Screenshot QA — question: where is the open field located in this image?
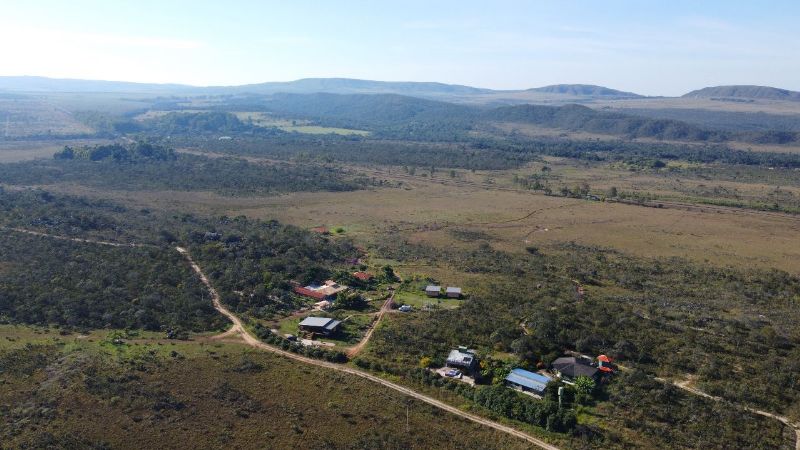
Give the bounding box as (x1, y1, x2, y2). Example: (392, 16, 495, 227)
(0, 326, 533, 450)
(0, 97, 94, 137)
(232, 111, 370, 135)
(0, 139, 111, 162)
(25, 158, 800, 274)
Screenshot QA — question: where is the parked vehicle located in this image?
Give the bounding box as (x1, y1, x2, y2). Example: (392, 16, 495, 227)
(445, 369, 462, 379)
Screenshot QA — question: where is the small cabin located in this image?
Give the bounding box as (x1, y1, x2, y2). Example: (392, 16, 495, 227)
(425, 285, 441, 297)
(445, 287, 462, 298)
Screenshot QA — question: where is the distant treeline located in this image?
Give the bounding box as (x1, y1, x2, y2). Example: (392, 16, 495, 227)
(180, 132, 800, 169)
(0, 144, 369, 194)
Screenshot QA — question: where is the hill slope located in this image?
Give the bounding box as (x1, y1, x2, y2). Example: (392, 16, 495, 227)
(529, 84, 643, 98)
(683, 85, 800, 102)
(0, 76, 193, 93)
(226, 77, 492, 97)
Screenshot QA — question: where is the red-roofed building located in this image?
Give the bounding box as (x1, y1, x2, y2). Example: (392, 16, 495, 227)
(353, 271, 373, 281)
(597, 354, 614, 373)
(293, 286, 327, 300)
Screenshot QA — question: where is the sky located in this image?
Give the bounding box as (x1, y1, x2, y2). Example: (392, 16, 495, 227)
(1, 0, 799, 96)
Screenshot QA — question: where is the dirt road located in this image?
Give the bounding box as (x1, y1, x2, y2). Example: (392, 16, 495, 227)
(659, 377, 800, 450)
(2, 227, 153, 247)
(175, 246, 559, 450)
(345, 293, 394, 358)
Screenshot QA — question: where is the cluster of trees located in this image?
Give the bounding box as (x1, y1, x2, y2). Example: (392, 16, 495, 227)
(472, 385, 577, 432)
(54, 142, 175, 162)
(142, 111, 270, 135)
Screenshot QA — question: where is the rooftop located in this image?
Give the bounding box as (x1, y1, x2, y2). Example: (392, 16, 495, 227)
(298, 317, 342, 331)
(426, 285, 441, 291)
(299, 317, 335, 328)
(506, 368, 552, 392)
(552, 356, 599, 378)
(446, 287, 462, 293)
(447, 349, 475, 366)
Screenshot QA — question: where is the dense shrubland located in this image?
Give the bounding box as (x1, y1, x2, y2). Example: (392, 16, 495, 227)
(0, 145, 370, 194)
(0, 233, 225, 331)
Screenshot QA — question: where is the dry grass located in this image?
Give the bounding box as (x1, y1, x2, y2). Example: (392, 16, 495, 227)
(24, 156, 800, 273)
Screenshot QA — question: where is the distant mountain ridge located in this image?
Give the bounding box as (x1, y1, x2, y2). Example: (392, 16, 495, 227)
(528, 84, 643, 98)
(0, 76, 193, 93)
(683, 85, 800, 102)
(224, 78, 493, 96)
(0, 75, 644, 99)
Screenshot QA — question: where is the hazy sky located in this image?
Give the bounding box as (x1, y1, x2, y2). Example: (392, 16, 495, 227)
(1, 0, 798, 96)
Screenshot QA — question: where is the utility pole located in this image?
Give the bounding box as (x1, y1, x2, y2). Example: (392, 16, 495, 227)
(406, 404, 410, 433)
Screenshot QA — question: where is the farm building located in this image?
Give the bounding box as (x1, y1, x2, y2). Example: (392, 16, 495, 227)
(446, 347, 478, 372)
(298, 317, 342, 336)
(505, 368, 552, 395)
(425, 285, 441, 297)
(551, 356, 600, 382)
(294, 280, 348, 301)
(445, 287, 462, 298)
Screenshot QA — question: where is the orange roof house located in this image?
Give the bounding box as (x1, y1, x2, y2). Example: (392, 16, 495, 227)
(353, 271, 373, 281)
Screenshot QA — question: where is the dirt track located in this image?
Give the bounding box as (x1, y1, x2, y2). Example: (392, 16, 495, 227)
(345, 293, 394, 358)
(176, 246, 559, 450)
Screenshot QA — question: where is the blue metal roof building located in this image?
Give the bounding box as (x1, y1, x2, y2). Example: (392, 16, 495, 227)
(505, 368, 552, 395)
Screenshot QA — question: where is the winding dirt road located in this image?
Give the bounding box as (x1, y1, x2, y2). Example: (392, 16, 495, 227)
(175, 246, 559, 450)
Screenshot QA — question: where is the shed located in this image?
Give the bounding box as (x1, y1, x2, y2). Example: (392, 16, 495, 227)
(425, 285, 441, 297)
(298, 317, 342, 336)
(445, 287, 462, 298)
(505, 368, 552, 395)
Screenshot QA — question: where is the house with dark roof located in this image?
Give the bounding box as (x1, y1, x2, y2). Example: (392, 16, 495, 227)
(446, 347, 478, 372)
(298, 317, 342, 336)
(505, 368, 552, 395)
(551, 356, 599, 382)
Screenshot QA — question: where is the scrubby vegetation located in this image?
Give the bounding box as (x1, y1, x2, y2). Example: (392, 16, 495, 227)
(367, 238, 800, 417)
(0, 340, 531, 449)
(0, 232, 224, 331)
(0, 147, 371, 194)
